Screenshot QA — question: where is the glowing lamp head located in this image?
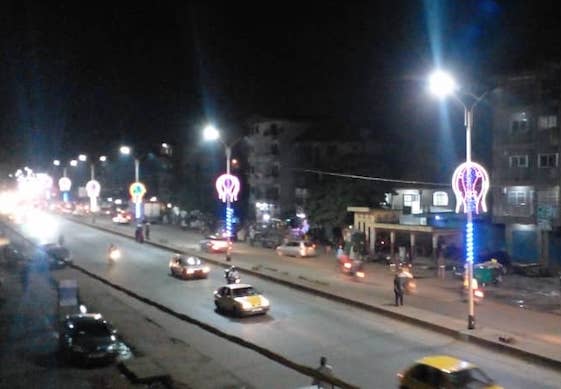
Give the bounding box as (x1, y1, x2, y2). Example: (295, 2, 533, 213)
(78, 154, 87, 162)
(99, 155, 107, 162)
(120, 146, 131, 155)
(429, 70, 457, 98)
(69, 160, 78, 167)
(53, 160, 61, 166)
(203, 124, 220, 141)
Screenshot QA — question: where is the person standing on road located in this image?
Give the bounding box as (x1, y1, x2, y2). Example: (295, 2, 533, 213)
(312, 356, 334, 388)
(144, 221, 151, 240)
(394, 273, 405, 306)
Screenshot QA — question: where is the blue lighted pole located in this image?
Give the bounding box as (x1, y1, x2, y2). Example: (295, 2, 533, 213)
(429, 71, 489, 330)
(203, 125, 243, 262)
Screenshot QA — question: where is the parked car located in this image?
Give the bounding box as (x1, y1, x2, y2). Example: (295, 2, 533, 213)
(398, 355, 502, 389)
(169, 254, 210, 279)
(213, 283, 270, 317)
(276, 241, 316, 257)
(41, 243, 72, 269)
(112, 212, 132, 224)
(59, 313, 119, 365)
(199, 235, 230, 253)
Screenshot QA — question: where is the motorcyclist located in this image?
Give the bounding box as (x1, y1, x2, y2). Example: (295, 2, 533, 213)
(224, 266, 240, 284)
(108, 243, 119, 262)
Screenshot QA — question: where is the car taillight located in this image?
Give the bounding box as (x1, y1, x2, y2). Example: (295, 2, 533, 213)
(356, 271, 365, 278)
(344, 262, 352, 269)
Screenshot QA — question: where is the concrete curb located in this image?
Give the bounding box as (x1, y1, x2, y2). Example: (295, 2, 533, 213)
(66, 216, 561, 371)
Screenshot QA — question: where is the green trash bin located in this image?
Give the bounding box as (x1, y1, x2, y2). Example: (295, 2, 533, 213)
(474, 266, 494, 285)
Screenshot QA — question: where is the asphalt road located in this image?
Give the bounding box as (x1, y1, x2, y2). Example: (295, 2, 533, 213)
(43, 218, 561, 388)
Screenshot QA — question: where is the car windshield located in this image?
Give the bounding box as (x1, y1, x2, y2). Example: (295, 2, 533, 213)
(449, 368, 494, 388)
(183, 256, 201, 266)
(232, 287, 259, 298)
(74, 320, 112, 337)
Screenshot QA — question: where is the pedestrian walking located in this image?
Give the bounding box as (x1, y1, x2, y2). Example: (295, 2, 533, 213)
(312, 356, 334, 388)
(144, 222, 151, 240)
(394, 273, 405, 306)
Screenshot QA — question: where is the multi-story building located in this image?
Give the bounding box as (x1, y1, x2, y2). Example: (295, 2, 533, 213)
(491, 62, 561, 268)
(246, 115, 314, 221)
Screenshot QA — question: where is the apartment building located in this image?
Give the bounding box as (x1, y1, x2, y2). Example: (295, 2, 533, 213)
(491, 62, 561, 267)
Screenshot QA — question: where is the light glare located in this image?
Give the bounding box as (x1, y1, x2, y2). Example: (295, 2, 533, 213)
(120, 146, 131, 155)
(429, 70, 457, 98)
(203, 124, 220, 141)
(53, 160, 61, 166)
(78, 154, 87, 162)
(69, 160, 78, 167)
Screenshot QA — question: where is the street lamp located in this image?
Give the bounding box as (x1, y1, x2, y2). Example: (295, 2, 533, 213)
(203, 124, 243, 261)
(429, 70, 491, 330)
(120, 145, 140, 182)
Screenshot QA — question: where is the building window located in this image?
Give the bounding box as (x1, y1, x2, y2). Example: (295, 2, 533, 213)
(432, 191, 449, 206)
(295, 187, 308, 198)
(538, 153, 558, 168)
(538, 115, 557, 130)
(403, 194, 417, 207)
(507, 191, 527, 206)
(509, 155, 529, 168)
(510, 112, 528, 135)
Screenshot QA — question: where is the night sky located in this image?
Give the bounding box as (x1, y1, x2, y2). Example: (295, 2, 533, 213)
(1, 1, 560, 177)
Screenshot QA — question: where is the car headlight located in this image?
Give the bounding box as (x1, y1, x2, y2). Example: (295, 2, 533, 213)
(202, 266, 210, 273)
(261, 297, 270, 307)
(106, 344, 116, 352)
(186, 268, 194, 274)
(240, 301, 252, 310)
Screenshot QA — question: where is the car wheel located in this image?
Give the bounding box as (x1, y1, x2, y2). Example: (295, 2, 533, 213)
(214, 301, 221, 311)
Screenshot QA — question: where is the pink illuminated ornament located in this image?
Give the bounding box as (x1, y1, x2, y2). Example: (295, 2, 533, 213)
(215, 174, 240, 203)
(452, 161, 490, 214)
(86, 180, 101, 198)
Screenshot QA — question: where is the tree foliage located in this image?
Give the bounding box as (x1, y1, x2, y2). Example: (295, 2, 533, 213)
(306, 176, 388, 228)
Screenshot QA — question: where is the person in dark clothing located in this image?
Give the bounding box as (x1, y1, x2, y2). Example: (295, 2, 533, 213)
(144, 222, 151, 240)
(394, 273, 405, 306)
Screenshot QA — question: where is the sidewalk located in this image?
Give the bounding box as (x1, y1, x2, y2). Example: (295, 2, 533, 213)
(0, 247, 135, 389)
(69, 215, 561, 370)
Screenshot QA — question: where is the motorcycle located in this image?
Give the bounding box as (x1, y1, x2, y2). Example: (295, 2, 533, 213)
(108, 246, 121, 263)
(224, 268, 240, 284)
(339, 259, 365, 280)
(397, 267, 416, 294)
(461, 278, 484, 304)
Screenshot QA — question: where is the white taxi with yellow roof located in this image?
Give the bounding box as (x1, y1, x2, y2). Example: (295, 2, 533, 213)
(213, 283, 270, 317)
(398, 355, 502, 389)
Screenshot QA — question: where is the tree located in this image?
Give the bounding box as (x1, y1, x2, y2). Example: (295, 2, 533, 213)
(306, 176, 388, 229)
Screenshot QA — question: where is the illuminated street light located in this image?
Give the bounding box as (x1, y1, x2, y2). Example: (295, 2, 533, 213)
(120, 145, 131, 155)
(53, 160, 61, 166)
(428, 70, 490, 330)
(69, 160, 78, 167)
(203, 124, 220, 141)
(203, 124, 245, 262)
(78, 154, 87, 162)
(99, 155, 107, 162)
(428, 70, 457, 98)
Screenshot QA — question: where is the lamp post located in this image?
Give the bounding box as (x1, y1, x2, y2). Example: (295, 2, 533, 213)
(429, 70, 491, 330)
(120, 145, 146, 220)
(203, 124, 243, 262)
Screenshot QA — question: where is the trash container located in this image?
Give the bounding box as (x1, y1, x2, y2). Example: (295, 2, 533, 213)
(474, 266, 494, 285)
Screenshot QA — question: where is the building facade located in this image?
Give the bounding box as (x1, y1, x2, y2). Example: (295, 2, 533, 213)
(491, 63, 561, 267)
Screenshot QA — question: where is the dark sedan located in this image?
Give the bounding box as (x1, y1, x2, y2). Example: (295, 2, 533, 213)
(59, 313, 119, 365)
(169, 254, 210, 279)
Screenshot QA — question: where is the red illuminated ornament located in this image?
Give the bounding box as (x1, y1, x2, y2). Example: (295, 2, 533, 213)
(215, 174, 240, 203)
(452, 161, 490, 214)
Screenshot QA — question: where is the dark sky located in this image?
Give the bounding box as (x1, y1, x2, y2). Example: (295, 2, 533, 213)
(1, 1, 560, 173)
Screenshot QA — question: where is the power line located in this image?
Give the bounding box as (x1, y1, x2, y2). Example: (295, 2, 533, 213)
(293, 168, 451, 187)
